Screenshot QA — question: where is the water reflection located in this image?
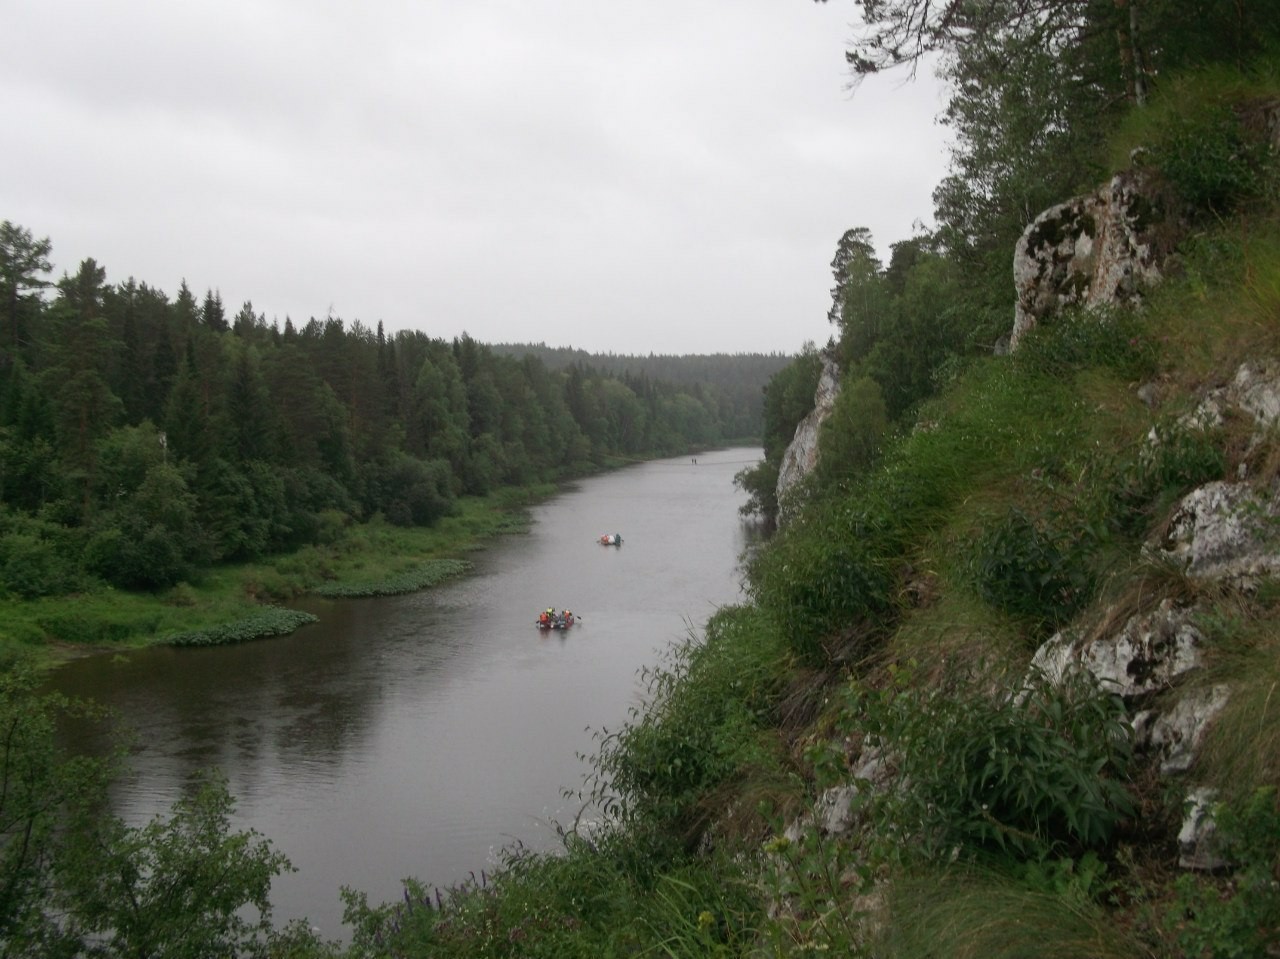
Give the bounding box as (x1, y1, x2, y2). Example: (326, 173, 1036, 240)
(49, 448, 762, 938)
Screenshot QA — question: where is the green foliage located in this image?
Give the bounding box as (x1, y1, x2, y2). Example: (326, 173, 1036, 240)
(879, 868, 1146, 959)
(1151, 105, 1275, 218)
(56, 773, 293, 959)
(1120, 65, 1280, 219)
(748, 496, 896, 665)
(815, 374, 888, 485)
(1170, 787, 1280, 959)
(341, 834, 761, 959)
(165, 607, 318, 647)
(0, 669, 113, 955)
(966, 508, 1098, 634)
(310, 558, 473, 598)
(0, 531, 82, 598)
(589, 606, 791, 846)
(733, 456, 779, 520)
(35, 607, 152, 646)
(841, 665, 1135, 860)
(1012, 307, 1158, 381)
(1014, 850, 1114, 905)
(759, 821, 875, 955)
(1098, 420, 1227, 540)
(1, 674, 300, 959)
(734, 349, 822, 522)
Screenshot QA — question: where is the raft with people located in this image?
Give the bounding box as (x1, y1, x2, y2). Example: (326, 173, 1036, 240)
(535, 608, 576, 629)
(598, 533, 623, 546)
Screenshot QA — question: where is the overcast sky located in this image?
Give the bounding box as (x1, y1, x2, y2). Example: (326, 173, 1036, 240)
(3, 1, 951, 356)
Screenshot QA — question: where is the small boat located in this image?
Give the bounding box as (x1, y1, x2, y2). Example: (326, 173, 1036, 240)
(535, 609, 576, 629)
(598, 533, 623, 546)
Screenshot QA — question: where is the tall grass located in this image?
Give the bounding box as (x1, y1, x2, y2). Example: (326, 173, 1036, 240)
(879, 870, 1154, 959)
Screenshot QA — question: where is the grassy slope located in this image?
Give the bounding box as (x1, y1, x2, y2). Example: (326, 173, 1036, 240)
(336, 133, 1280, 954)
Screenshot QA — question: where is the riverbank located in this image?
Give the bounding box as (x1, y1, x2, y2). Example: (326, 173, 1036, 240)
(0, 483, 555, 670)
(2, 444, 750, 670)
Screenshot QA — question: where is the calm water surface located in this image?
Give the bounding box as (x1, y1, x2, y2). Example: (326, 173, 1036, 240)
(50, 448, 762, 939)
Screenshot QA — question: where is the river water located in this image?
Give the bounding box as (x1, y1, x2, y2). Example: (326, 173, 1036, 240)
(49, 448, 762, 939)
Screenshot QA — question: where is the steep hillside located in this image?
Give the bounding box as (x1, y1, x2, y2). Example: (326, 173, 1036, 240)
(326, 68, 1280, 957)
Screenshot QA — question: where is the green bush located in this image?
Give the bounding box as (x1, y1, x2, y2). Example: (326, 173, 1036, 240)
(590, 606, 790, 846)
(967, 508, 1098, 634)
(1099, 421, 1227, 539)
(1149, 101, 1275, 217)
(310, 558, 472, 598)
(83, 523, 193, 591)
(0, 531, 81, 598)
(341, 838, 760, 959)
(34, 611, 140, 646)
(842, 665, 1135, 860)
(748, 496, 896, 666)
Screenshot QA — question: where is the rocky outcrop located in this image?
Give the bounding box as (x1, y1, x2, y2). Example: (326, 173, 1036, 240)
(1030, 599, 1205, 700)
(1158, 481, 1280, 585)
(1165, 360, 1280, 439)
(775, 351, 841, 522)
(1011, 166, 1183, 350)
(1178, 786, 1229, 871)
(1012, 100, 1280, 351)
(1133, 683, 1231, 777)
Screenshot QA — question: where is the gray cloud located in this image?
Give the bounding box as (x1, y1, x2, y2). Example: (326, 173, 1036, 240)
(3, 0, 950, 354)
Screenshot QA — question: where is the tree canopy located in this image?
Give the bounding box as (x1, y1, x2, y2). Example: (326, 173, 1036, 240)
(0, 226, 779, 597)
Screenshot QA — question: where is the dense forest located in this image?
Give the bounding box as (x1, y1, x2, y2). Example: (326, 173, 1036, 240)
(5, 0, 1280, 956)
(490, 342, 793, 441)
(0, 237, 779, 595)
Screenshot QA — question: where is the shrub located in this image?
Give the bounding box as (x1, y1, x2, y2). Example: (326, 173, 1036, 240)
(1013, 307, 1157, 381)
(841, 665, 1135, 860)
(589, 607, 790, 847)
(1149, 101, 1275, 218)
(748, 496, 896, 666)
(0, 532, 80, 598)
(309, 559, 472, 598)
(84, 523, 193, 591)
(966, 508, 1098, 634)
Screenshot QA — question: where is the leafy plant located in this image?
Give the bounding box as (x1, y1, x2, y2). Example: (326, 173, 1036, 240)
(1013, 307, 1158, 381)
(967, 508, 1098, 634)
(840, 664, 1135, 861)
(759, 818, 877, 956)
(56, 773, 294, 959)
(1149, 100, 1276, 218)
(590, 607, 790, 847)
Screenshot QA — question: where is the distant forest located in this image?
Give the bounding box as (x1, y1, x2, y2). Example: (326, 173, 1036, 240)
(0, 223, 789, 593)
(489, 341, 792, 440)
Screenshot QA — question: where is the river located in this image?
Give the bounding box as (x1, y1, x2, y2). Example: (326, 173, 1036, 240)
(49, 447, 762, 939)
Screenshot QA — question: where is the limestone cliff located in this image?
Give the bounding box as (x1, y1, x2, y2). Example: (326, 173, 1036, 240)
(775, 350, 841, 523)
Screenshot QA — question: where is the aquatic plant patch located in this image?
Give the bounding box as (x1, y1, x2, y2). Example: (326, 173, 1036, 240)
(165, 607, 318, 647)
